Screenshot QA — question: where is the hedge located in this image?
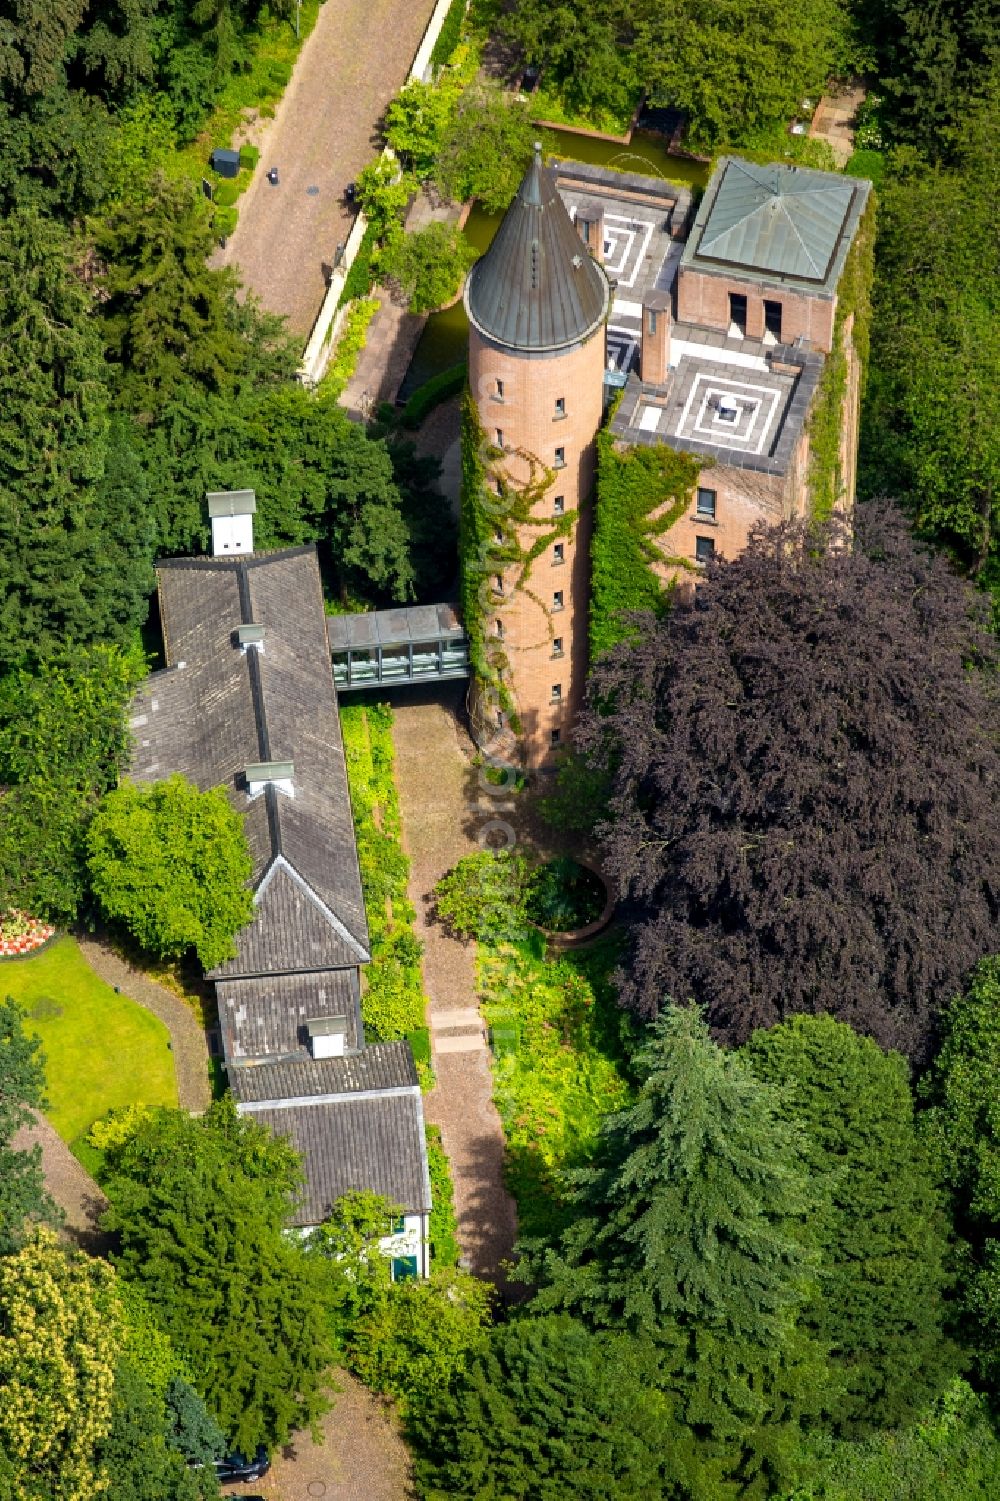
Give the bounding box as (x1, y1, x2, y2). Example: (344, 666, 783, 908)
(340, 703, 428, 1046)
(321, 297, 379, 398)
(401, 361, 467, 428)
(338, 220, 380, 307)
(429, 0, 467, 69)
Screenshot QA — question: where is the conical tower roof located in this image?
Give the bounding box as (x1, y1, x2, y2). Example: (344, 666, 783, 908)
(464, 145, 610, 353)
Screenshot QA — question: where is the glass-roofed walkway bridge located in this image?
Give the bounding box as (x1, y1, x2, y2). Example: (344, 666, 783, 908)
(328, 603, 470, 692)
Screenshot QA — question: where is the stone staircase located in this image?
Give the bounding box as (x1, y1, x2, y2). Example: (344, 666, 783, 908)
(429, 1006, 488, 1054)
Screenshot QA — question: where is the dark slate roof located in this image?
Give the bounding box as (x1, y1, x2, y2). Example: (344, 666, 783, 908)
(217, 970, 363, 1064)
(129, 547, 370, 979)
(681, 156, 870, 294)
(464, 144, 610, 352)
(228, 1040, 418, 1103)
(248, 1089, 432, 1224)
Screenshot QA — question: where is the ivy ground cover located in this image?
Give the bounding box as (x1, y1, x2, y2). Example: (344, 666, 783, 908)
(478, 929, 633, 1239)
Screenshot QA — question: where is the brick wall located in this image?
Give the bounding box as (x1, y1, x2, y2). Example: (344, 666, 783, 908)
(677, 267, 836, 354)
(468, 326, 606, 768)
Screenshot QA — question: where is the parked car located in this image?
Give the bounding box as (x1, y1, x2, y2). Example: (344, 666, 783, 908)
(214, 1446, 270, 1483)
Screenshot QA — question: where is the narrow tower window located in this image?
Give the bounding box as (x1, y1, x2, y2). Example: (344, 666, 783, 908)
(496, 429, 504, 449)
(728, 293, 747, 338)
(554, 446, 566, 468)
(552, 637, 564, 657)
(696, 487, 717, 519)
(494, 574, 504, 593)
(695, 536, 716, 565)
(553, 495, 565, 516)
(550, 728, 562, 746)
(551, 683, 563, 703)
(495, 619, 504, 639)
(554, 397, 566, 418)
(553, 543, 564, 565)
(553, 590, 564, 611)
(763, 300, 782, 341)
(495, 378, 505, 399)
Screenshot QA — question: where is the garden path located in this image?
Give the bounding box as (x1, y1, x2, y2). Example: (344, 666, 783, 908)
(391, 686, 519, 1288)
(11, 1114, 111, 1256)
(213, 0, 438, 335)
(222, 1369, 412, 1501)
(75, 937, 212, 1114)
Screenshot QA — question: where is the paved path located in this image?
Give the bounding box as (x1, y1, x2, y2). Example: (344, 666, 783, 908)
(223, 1370, 412, 1501)
(809, 83, 866, 168)
(12, 1115, 111, 1256)
(76, 937, 212, 1114)
(392, 686, 519, 1287)
(214, 0, 439, 336)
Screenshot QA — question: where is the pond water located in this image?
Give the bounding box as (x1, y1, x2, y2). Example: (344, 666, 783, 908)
(397, 130, 709, 400)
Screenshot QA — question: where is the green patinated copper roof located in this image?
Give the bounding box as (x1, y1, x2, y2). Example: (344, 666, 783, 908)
(685, 157, 864, 289)
(464, 145, 610, 353)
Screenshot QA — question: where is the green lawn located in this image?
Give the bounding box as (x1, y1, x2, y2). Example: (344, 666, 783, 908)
(0, 936, 178, 1148)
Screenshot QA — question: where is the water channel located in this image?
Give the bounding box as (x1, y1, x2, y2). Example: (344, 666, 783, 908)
(397, 128, 709, 399)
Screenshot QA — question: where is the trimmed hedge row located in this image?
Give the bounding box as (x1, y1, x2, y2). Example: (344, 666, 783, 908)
(429, 0, 467, 69)
(401, 360, 467, 428)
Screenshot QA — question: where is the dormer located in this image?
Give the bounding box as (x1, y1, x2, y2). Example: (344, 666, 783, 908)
(245, 760, 294, 798)
(236, 623, 265, 654)
(307, 1015, 348, 1059)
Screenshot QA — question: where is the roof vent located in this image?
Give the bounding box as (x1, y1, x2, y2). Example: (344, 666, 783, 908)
(236, 623, 265, 652)
(307, 1015, 347, 1059)
(207, 489, 256, 557)
(245, 760, 294, 798)
(571, 253, 582, 268)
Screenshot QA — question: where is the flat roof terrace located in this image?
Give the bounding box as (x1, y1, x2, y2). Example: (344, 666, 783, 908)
(610, 326, 822, 473)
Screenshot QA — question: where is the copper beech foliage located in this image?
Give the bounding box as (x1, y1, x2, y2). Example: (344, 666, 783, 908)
(580, 503, 1000, 1060)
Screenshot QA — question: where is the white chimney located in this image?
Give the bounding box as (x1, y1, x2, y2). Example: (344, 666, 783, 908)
(307, 1016, 348, 1059)
(207, 489, 256, 556)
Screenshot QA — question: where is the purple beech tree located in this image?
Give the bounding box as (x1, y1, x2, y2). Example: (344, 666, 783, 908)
(579, 503, 1000, 1059)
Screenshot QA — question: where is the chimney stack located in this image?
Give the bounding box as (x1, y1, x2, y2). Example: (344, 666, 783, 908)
(207, 489, 256, 557)
(640, 291, 672, 386)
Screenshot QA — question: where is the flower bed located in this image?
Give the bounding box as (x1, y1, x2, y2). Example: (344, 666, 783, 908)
(0, 912, 56, 958)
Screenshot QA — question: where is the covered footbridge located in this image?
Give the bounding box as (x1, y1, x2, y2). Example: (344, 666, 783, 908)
(328, 603, 470, 691)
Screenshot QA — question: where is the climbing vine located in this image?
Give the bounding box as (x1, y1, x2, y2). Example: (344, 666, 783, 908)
(807, 190, 876, 521)
(590, 425, 701, 659)
(459, 391, 574, 729)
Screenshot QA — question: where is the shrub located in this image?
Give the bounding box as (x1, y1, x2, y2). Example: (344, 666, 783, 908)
(381, 221, 477, 314)
(433, 850, 533, 944)
(426, 1125, 460, 1266)
(526, 857, 605, 932)
(430, 0, 467, 68)
(239, 143, 260, 171)
(401, 361, 467, 428)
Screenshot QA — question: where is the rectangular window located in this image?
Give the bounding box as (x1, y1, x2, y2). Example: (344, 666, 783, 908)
(696, 487, 717, 519)
(695, 535, 716, 565)
(391, 1256, 419, 1282)
(493, 476, 502, 495)
(551, 683, 562, 703)
(554, 397, 566, 418)
(728, 292, 747, 337)
(496, 429, 504, 448)
(553, 495, 565, 515)
(552, 636, 564, 657)
(494, 574, 503, 593)
(763, 299, 782, 341)
(496, 709, 504, 729)
(495, 619, 504, 639)
(648, 308, 658, 335)
(494, 526, 503, 543)
(553, 590, 564, 611)
(387, 1214, 405, 1235)
(550, 728, 562, 746)
(553, 543, 564, 565)
(495, 378, 504, 399)
(554, 446, 566, 468)
(578, 218, 590, 241)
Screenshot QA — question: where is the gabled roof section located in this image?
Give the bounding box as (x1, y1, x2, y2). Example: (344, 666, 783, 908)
(682, 156, 868, 292)
(465, 144, 610, 352)
(129, 545, 370, 980)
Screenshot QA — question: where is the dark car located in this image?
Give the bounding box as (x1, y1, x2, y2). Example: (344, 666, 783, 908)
(214, 1446, 270, 1483)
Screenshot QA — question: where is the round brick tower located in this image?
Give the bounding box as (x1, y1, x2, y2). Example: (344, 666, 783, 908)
(463, 145, 609, 770)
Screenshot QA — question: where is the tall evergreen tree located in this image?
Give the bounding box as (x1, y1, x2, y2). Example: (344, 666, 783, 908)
(411, 1315, 690, 1500)
(0, 999, 60, 1254)
(527, 1006, 827, 1496)
(746, 1015, 956, 1435)
(0, 211, 154, 669)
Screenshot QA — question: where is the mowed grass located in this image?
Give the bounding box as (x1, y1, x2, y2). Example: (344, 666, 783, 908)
(1, 936, 177, 1147)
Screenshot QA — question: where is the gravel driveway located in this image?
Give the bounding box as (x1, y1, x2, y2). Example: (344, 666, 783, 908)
(215, 0, 439, 335)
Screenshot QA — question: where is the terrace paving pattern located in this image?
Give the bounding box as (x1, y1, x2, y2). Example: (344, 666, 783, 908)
(214, 0, 439, 335)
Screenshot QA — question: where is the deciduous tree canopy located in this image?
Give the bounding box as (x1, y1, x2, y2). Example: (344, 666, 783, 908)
(580, 505, 1000, 1058)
